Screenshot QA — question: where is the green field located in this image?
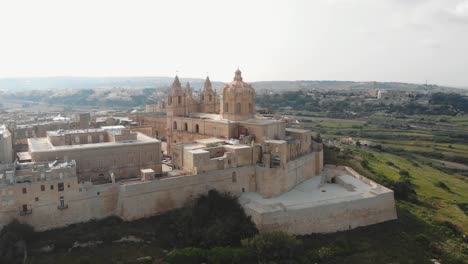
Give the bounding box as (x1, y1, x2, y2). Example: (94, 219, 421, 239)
(303, 113, 468, 263)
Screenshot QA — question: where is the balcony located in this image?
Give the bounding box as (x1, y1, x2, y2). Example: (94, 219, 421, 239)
(19, 209, 32, 216)
(57, 204, 69, 210)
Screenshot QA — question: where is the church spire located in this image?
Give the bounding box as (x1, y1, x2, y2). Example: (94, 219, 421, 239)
(172, 75, 182, 90)
(203, 76, 212, 91)
(185, 82, 192, 94)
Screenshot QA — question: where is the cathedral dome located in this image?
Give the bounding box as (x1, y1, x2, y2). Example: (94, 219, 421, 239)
(221, 69, 256, 121)
(223, 69, 255, 93)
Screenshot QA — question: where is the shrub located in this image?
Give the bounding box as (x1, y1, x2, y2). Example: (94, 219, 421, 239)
(303, 247, 335, 262)
(399, 169, 411, 178)
(165, 247, 206, 264)
(414, 234, 431, 248)
(317, 246, 334, 260)
(361, 160, 370, 169)
(435, 181, 450, 192)
(206, 247, 254, 264)
(392, 177, 417, 201)
(242, 231, 303, 263)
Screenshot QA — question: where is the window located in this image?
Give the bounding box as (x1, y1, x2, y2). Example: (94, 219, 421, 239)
(50, 185, 54, 190)
(59, 197, 65, 207)
(35, 197, 39, 202)
(168, 97, 172, 105)
(99, 134, 104, 142)
(67, 184, 71, 188)
(184, 123, 188, 131)
(201, 95, 204, 101)
(209, 95, 212, 102)
(97, 192, 100, 196)
(40, 185, 45, 192)
(249, 103, 253, 112)
(212, 127, 217, 137)
(58, 183, 64, 192)
(224, 103, 229, 112)
(173, 121, 177, 130)
(75, 135, 80, 144)
(22, 188, 27, 194)
(178, 96, 181, 104)
(195, 124, 199, 133)
(232, 172, 237, 183)
(22, 204, 28, 212)
(87, 135, 92, 143)
(236, 103, 241, 113)
(242, 188, 245, 193)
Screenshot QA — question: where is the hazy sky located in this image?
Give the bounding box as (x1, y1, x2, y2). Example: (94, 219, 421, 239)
(1, 0, 467, 86)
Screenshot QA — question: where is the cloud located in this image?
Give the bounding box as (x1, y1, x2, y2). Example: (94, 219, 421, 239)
(442, 0, 468, 24)
(420, 38, 441, 48)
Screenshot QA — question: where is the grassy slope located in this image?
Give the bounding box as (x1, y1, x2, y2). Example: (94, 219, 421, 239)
(303, 114, 468, 263)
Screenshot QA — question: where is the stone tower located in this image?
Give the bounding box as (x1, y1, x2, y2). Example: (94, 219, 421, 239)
(184, 82, 198, 115)
(221, 69, 256, 121)
(167, 76, 186, 117)
(200, 76, 217, 113)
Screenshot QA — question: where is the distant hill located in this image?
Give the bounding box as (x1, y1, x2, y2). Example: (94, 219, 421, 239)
(0, 77, 224, 91)
(1, 77, 465, 109)
(0, 77, 462, 93)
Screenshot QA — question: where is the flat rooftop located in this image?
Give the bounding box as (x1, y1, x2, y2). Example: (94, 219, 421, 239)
(241, 118, 283, 125)
(241, 168, 392, 212)
(285, 128, 310, 134)
(47, 125, 128, 136)
(29, 133, 159, 152)
(195, 138, 225, 145)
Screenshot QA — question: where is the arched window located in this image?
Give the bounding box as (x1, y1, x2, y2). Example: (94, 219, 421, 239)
(236, 103, 241, 113)
(178, 96, 181, 104)
(184, 122, 188, 131)
(173, 121, 177, 130)
(232, 172, 237, 183)
(224, 103, 229, 112)
(195, 124, 199, 133)
(209, 95, 212, 102)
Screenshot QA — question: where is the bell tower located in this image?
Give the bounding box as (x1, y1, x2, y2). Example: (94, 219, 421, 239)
(200, 76, 217, 113)
(167, 76, 186, 117)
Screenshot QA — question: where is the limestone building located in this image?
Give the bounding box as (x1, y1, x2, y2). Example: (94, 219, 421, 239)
(0, 69, 397, 234)
(28, 126, 161, 182)
(0, 125, 13, 164)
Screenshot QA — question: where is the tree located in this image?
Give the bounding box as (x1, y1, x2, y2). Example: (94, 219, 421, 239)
(241, 232, 303, 263)
(0, 220, 35, 262)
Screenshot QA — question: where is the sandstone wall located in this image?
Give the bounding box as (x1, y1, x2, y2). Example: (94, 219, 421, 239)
(0, 151, 325, 232)
(245, 191, 397, 235)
